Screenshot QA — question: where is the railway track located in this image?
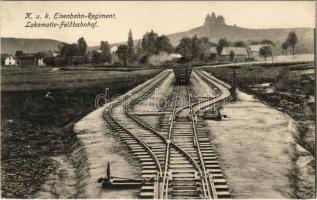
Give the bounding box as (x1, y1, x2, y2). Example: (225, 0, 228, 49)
(103, 69, 231, 199)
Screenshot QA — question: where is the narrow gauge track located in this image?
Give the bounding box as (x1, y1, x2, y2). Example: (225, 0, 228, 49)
(175, 70, 231, 118)
(192, 70, 231, 115)
(104, 71, 170, 198)
(104, 69, 232, 199)
(161, 82, 230, 199)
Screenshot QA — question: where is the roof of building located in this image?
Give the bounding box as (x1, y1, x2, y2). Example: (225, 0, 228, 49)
(1, 53, 10, 57)
(221, 47, 248, 56)
(3, 55, 17, 60)
(17, 54, 35, 58)
(210, 47, 217, 54)
(249, 45, 271, 52)
(111, 46, 118, 50)
(170, 53, 182, 58)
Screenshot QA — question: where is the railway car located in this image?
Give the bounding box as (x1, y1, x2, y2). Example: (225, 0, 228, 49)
(173, 63, 193, 84)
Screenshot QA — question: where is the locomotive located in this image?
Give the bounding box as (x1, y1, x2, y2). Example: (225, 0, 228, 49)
(172, 57, 193, 84)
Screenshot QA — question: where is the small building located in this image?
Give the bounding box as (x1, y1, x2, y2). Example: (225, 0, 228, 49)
(170, 53, 182, 59)
(52, 51, 59, 57)
(111, 46, 118, 54)
(17, 54, 36, 67)
(221, 47, 249, 61)
(4, 55, 18, 66)
(1, 54, 9, 66)
(210, 47, 218, 61)
(37, 58, 46, 67)
(248, 45, 271, 58)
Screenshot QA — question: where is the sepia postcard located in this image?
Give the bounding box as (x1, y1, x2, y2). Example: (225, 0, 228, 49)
(0, 1, 316, 199)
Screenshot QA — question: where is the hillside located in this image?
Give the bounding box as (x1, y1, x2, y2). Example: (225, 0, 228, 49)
(1, 13, 314, 55)
(167, 25, 314, 55)
(1, 38, 61, 54)
(167, 13, 314, 55)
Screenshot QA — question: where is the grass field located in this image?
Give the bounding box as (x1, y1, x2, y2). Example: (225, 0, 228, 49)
(1, 67, 162, 198)
(1, 67, 162, 91)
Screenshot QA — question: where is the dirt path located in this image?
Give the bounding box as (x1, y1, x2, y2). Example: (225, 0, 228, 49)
(205, 91, 314, 198)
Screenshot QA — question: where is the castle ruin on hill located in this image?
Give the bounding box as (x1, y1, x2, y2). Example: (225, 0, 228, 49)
(204, 12, 226, 27)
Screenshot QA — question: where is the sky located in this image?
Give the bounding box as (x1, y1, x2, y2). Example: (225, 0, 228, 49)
(1, 1, 315, 46)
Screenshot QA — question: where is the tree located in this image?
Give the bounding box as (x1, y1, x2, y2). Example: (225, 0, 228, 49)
(127, 29, 135, 63)
(175, 37, 193, 61)
(261, 39, 274, 46)
(229, 51, 235, 61)
(250, 41, 261, 45)
(116, 45, 129, 65)
(134, 41, 145, 63)
(234, 41, 246, 47)
(281, 42, 289, 55)
(100, 41, 112, 63)
(259, 46, 272, 61)
(59, 43, 80, 57)
(192, 34, 200, 60)
(141, 30, 159, 55)
(156, 35, 174, 54)
(216, 38, 229, 56)
(198, 37, 213, 61)
(287, 31, 298, 56)
(92, 50, 102, 64)
(77, 37, 87, 56)
(15, 50, 23, 57)
(69, 43, 80, 56)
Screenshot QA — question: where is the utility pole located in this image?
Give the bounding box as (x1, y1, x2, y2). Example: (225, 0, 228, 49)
(271, 45, 274, 64)
(230, 70, 237, 101)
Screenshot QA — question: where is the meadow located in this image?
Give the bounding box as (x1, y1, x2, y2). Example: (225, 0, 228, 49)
(1, 67, 162, 198)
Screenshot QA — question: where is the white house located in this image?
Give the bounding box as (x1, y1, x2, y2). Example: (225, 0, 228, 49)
(170, 53, 182, 59)
(248, 45, 271, 57)
(37, 58, 46, 67)
(4, 56, 18, 66)
(52, 51, 59, 57)
(210, 47, 217, 55)
(111, 46, 118, 54)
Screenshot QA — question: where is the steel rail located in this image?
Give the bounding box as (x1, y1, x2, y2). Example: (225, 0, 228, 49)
(126, 87, 209, 199)
(161, 85, 179, 198)
(105, 70, 171, 199)
(107, 106, 162, 177)
(174, 71, 220, 116)
(186, 85, 217, 199)
(170, 70, 232, 199)
(193, 70, 231, 115)
(121, 69, 230, 199)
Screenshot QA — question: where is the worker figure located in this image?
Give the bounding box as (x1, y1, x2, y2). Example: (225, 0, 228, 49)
(194, 114, 198, 123)
(230, 70, 237, 101)
(217, 107, 222, 121)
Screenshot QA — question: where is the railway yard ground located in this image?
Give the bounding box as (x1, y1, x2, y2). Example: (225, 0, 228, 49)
(202, 62, 315, 155)
(1, 61, 315, 199)
(201, 62, 315, 198)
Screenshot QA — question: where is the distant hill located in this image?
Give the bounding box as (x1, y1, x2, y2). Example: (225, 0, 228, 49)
(1, 13, 314, 55)
(1, 38, 61, 54)
(166, 13, 314, 55)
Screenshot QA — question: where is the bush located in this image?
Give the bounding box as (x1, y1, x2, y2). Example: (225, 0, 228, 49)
(138, 54, 149, 64)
